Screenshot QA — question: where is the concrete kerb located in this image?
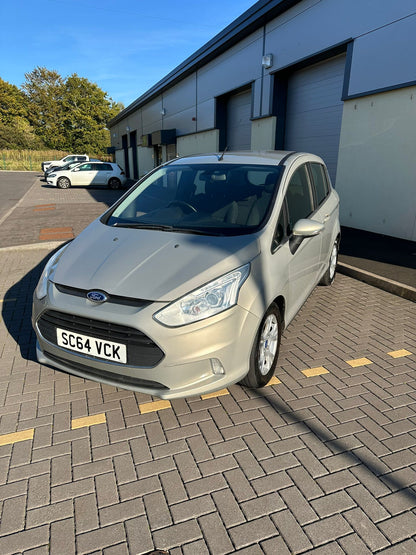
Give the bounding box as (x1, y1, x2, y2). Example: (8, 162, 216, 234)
(338, 261, 416, 302)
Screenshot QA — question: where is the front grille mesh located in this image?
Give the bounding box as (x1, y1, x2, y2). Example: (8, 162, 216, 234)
(37, 310, 164, 367)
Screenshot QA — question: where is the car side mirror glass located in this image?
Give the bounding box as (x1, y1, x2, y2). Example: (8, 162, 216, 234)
(292, 219, 324, 238)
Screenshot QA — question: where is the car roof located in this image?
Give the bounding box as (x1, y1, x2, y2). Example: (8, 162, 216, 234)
(169, 150, 325, 167)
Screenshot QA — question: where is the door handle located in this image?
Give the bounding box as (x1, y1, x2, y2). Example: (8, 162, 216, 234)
(323, 214, 330, 222)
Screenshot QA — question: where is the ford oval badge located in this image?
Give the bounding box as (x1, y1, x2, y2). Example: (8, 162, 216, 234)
(87, 291, 107, 303)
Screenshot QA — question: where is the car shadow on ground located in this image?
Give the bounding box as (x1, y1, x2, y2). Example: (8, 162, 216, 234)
(2, 250, 55, 363)
(39, 179, 132, 208)
(252, 385, 416, 507)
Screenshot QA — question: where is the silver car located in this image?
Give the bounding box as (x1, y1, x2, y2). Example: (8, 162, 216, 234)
(32, 151, 340, 399)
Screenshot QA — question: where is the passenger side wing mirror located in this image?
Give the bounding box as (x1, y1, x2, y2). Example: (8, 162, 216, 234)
(290, 218, 324, 255)
(292, 219, 324, 237)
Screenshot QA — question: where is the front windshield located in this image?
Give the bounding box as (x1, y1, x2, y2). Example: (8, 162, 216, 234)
(106, 163, 283, 236)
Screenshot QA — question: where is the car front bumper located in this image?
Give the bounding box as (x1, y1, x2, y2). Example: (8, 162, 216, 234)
(32, 282, 260, 399)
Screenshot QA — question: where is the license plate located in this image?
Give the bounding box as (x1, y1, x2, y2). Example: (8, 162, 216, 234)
(56, 328, 127, 364)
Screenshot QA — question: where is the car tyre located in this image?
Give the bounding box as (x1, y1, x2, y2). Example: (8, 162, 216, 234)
(57, 177, 71, 189)
(239, 303, 282, 388)
(108, 177, 121, 190)
(320, 239, 338, 286)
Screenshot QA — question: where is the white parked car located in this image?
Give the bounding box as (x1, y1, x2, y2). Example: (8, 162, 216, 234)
(42, 154, 89, 173)
(46, 162, 127, 189)
(33, 151, 340, 399)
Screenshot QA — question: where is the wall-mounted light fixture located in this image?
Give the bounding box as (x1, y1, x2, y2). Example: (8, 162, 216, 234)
(262, 54, 273, 69)
(160, 108, 166, 116)
(126, 126, 130, 132)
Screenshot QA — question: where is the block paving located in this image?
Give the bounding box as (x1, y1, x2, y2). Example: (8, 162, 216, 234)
(1, 241, 416, 551)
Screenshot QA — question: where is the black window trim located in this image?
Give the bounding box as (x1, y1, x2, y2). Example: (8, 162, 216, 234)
(271, 201, 289, 254)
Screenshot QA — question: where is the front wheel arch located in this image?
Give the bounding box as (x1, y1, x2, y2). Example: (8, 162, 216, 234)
(239, 302, 282, 389)
(320, 235, 340, 286)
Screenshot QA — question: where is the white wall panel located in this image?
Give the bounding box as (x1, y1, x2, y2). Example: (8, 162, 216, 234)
(336, 87, 416, 240)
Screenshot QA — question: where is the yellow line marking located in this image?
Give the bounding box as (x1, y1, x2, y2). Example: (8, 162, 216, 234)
(71, 413, 106, 429)
(0, 298, 17, 304)
(388, 349, 412, 358)
(266, 376, 281, 385)
(139, 400, 171, 414)
(346, 357, 373, 368)
(302, 366, 329, 377)
(201, 388, 230, 400)
(0, 429, 34, 446)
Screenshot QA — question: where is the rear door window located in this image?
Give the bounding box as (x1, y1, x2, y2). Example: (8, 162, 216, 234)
(309, 163, 329, 206)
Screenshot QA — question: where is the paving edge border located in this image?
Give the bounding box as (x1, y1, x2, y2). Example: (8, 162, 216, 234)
(0, 241, 66, 253)
(338, 261, 416, 302)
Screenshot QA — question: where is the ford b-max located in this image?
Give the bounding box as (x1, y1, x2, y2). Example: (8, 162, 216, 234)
(32, 151, 340, 399)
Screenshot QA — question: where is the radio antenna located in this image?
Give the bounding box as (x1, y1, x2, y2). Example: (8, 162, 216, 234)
(217, 146, 229, 161)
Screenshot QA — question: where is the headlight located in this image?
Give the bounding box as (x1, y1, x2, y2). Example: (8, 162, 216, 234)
(154, 263, 250, 327)
(49, 173, 56, 178)
(35, 243, 70, 300)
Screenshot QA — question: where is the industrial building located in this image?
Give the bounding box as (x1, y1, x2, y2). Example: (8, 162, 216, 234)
(109, 0, 416, 241)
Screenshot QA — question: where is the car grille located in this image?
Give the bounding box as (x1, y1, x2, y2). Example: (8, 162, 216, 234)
(44, 351, 168, 391)
(37, 310, 164, 367)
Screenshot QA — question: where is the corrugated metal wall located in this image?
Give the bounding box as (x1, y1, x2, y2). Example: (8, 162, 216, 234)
(284, 54, 346, 183)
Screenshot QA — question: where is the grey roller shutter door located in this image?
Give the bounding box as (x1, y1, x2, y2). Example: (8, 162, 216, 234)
(284, 54, 346, 183)
(227, 88, 252, 150)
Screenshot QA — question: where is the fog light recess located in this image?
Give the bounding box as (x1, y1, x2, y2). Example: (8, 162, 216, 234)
(210, 358, 225, 375)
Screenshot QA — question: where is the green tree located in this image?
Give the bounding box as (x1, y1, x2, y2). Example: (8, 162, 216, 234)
(21, 67, 123, 154)
(0, 118, 44, 149)
(0, 78, 28, 122)
(22, 66, 66, 149)
(0, 77, 44, 149)
(61, 74, 122, 153)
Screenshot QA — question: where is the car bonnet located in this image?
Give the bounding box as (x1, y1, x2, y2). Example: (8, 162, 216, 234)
(52, 219, 260, 302)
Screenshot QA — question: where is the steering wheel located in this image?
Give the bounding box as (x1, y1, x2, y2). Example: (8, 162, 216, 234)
(168, 200, 197, 213)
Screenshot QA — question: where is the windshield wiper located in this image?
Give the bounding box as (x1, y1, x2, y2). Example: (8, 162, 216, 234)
(112, 222, 223, 236)
(113, 222, 174, 231)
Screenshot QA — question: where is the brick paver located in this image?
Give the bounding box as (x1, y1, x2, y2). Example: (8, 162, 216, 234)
(1, 187, 416, 552)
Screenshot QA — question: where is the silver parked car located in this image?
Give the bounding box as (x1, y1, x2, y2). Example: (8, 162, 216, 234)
(32, 151, 340, 399)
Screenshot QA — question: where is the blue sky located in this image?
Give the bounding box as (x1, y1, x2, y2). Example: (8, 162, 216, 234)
(1, 0, 256, 108)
